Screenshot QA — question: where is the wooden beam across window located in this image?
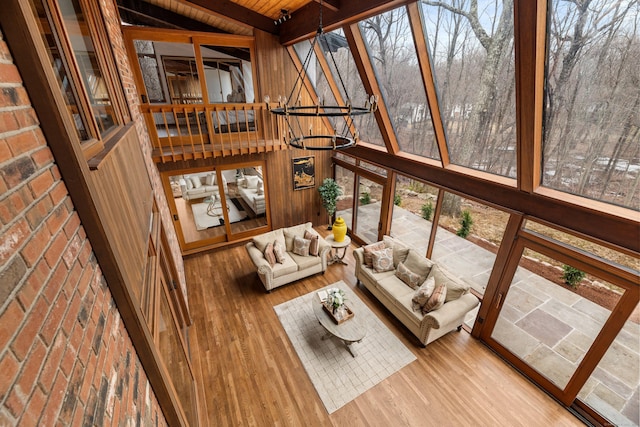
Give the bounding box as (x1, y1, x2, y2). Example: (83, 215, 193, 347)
(279, 0, 413, 45)
(343, 23, 399, 155)
(406, 2, 449, 166)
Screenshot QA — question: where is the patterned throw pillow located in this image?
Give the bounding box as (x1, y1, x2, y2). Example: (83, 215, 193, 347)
(422, 284, 447, 314)
(411, 277, 436, 312)
(395, 262, 423, 289)
(371, 248, 394, 273)
(363, 241, 386, 267)
(304, 230, 319, 256)
(273, 240, 287, 263)
(293, 236, 311, 256)
(264, 242, 276, 266)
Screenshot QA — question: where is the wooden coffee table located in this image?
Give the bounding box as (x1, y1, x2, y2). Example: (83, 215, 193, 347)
(313, 291, 366, 357)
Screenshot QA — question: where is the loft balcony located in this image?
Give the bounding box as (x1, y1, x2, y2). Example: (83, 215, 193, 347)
(142, 102, 286, 162)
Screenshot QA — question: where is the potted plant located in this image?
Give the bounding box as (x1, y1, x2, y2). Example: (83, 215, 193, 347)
(318, 178, 342, 229)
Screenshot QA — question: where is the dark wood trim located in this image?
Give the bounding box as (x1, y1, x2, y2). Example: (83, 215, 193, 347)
(280, 0, 414, 45)
(185, 0, 276, 35)
(343, 23, 399, 154)
(407, 2, 449, 166)
(1, 2, 188, 425)
(343, 145, 639, 253)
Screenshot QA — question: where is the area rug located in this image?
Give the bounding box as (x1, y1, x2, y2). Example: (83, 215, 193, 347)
(273, 281, 416, 414)
(191, 199, 248, 230)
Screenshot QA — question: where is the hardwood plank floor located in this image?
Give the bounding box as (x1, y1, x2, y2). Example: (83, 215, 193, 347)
(184, 228, 584, 426)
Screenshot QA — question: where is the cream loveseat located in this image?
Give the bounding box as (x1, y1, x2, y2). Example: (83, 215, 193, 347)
(179, 172, 227, 201)
(354, 236, 479, 346)
(246, 222, 330, 292)
(237, 175, 266, 215)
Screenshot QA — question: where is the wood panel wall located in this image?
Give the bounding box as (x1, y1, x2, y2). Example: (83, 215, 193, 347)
(91, 124, 154, 287)
(156, 29, 333, 232)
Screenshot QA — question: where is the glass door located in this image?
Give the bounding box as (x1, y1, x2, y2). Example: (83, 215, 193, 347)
(480, 229, 639, 425)
(354, 176, 383, 244)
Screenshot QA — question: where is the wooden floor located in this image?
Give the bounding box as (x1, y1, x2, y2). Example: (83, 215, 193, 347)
(184, 228, 585, 426)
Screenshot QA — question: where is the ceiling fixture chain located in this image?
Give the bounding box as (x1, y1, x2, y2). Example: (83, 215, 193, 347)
(266, 0, 378, 150)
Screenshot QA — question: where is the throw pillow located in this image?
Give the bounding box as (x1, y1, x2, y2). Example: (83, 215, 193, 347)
(393, 245, 410, 268)
(293, 236, 311, 256)
(205, 173, 214, 186)
(273, 240, 287, 263)
(428, 265, 470, 303)
(422, 284, 447, 314)
(363, 241, 386, 267)
(245, 176, 260, 189)
(382, 235, 395, 248)
(411, 277, 436, 312)
(304, 230, 319, 256)
(185, 178, 193, 190)
(190, 176, 202, 189)
(371, 248, 394, 273)
(403, 250, 434, 282)
(395, 262, 423, 289)
(264, 242, 276, 266)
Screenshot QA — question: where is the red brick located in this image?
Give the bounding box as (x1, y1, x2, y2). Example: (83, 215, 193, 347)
(14, 108, 39, 128)
(80, 352, 97, 404)
(25, 196, 53, 229)
(0, 62, 21, 84)
(63, 261, 83, 299)
(40, 292, 67, 345)
(43, 261, 67, 305)
(0, 138, 10, 164)
(71, 401, 85, 427)
(59, 344, 77, 379)
(29, 169, 54, 199)
(4, 383, 26, 418)
(63, 234, 82, 269)
(5, 130, 40, 157)
(78, 240, 92, 267)
(20, 224, 50, 268)
(0, 110, 19, 133)
(14, 338, 46, 398)
(17, 386, 46, 427)
(76, 263, 94, 297)
(17, 259, 50, 309)
(49, 181, 69, 205)
(0, 351, 20, 401)
(46, 204, 69, 236)
(40, 368, 68, 425)
(39, 332, 65, 390)
(31, 146, 54, 169)
(0, 218, 30, 266)
(63, 212, 81, 239)
(10, 297, 47, 361)
(0, 38, 11, 61)
(44, 231, 69, 268)
(50, 163, 61, 180)
(0, 300, 24, 350)
(61, 292, 81, 338)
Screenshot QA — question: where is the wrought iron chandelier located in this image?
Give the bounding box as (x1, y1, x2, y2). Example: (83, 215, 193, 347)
(266, 0, 378, 150)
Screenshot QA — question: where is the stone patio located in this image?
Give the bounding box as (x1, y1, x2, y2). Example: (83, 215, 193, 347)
(341, 202, 639, 426)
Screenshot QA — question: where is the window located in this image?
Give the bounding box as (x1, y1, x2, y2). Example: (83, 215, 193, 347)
(542, 0, 639, 209)
(29, 0, 128, 155)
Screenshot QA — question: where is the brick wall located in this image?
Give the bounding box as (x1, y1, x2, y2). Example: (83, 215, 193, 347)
(0, 27, 168, 426)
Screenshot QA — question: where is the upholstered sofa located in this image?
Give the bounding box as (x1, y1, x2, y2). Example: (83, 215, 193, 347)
(179, 173, 227, 201)
(354, 235, 479, 346)
(238, 175, 266, 215)
(246, 222, 330, 292)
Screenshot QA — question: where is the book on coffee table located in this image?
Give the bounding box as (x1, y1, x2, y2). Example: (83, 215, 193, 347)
(317, 290, 328, 303)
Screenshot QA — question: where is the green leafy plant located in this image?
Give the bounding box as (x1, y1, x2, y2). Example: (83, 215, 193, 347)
(394, 194, 402, 206)
(421, 201, 433, 220)
(318, 178, 342, 228)
(562, 265, 586, 288)
(456, 209, 473, 238)
(360, 191, 371, 205)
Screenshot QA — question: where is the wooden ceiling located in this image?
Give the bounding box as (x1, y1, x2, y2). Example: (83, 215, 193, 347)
(117, 0, 410, 44)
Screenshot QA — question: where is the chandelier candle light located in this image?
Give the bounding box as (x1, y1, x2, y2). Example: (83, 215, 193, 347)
(266, 0, 378, 150)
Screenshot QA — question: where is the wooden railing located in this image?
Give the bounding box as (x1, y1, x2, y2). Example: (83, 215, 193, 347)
(140, 103, 285, 162)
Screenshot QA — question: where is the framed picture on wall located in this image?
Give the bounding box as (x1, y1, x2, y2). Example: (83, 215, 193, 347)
(293, 156, 315, 190)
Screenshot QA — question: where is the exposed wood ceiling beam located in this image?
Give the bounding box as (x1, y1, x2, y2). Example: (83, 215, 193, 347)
(117, 0, 222, 32)
(279, 0, 413, 45)
(310, 0, 340, 12)
(185, 0, 277, 35)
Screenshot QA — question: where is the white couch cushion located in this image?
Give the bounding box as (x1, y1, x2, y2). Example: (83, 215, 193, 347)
(191, 176, 202, 188)
(272, 253, 298, 278)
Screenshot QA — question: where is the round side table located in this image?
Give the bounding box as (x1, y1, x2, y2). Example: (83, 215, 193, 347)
(325, 235, 351, 265)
